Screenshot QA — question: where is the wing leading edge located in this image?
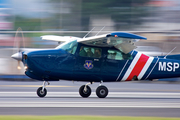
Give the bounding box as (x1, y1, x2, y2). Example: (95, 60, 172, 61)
(77, 32, 147, 54)
(41, 35, 81, 42)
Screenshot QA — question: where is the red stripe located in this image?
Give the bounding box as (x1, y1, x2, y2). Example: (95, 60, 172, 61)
(126, 54, 149, 81)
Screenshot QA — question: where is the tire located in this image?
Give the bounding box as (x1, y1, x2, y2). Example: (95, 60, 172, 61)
(96, 85, 108, 98)
(37, 87, 47, 97)
(79, 85, 91, 98)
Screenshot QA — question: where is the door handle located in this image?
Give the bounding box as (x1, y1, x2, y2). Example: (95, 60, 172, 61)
(94, 59, 99, 61)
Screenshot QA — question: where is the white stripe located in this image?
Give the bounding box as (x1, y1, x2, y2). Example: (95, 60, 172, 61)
(116, 51, 134, 81)
(145, 58, 159, 80)
(121, 52, 142, 81)
(137, 57, 154, 80)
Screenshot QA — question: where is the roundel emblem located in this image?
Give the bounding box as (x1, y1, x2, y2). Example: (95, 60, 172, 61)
(84, 60, 93, 70)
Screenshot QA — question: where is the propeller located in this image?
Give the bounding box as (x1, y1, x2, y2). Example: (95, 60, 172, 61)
(11, 27, 25, 70)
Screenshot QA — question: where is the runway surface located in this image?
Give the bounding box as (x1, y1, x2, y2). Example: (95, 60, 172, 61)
(0, 80, 180, 117)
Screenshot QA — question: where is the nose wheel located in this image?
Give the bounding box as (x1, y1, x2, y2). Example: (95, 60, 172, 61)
(37, 87, 47, 97)
(37, 81, 49, 98)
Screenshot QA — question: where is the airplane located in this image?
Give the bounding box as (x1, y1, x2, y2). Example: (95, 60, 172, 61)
(11, 31, 180, 98)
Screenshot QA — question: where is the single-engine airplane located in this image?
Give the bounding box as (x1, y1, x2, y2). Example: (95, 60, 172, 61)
(11, 31, 180, 98)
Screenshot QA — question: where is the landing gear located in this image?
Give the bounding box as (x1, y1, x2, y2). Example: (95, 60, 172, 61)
(37, 81, 49, 98)
(96, 85, 108, 98)
(95, 80, 108, 98)
(37, 87, 47, 97)
(79, 81, 109, 98)
(79, 85, 91, 98)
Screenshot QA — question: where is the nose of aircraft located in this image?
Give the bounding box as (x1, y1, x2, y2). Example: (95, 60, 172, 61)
(11, 52, 22, 61)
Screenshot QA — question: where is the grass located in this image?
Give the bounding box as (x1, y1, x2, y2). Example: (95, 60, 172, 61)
(0, 116, 180, 120)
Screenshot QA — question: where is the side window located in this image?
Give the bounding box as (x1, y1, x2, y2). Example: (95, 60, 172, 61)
(79, 46, 87, 57)
(107, 50, 132, 60)
(93, 48, 101, 58)
(79, 46, 102, 58)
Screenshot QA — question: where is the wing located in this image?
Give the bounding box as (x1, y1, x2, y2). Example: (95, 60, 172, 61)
(77, 32, 147, 54)
(41, 35, 81, 42)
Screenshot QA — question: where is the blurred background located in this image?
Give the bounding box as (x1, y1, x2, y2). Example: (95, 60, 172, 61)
(1, 0, 180, 77)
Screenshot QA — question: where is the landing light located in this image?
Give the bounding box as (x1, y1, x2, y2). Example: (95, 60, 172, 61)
(24, 66, 28, 70)
(17, 66, 21, 70)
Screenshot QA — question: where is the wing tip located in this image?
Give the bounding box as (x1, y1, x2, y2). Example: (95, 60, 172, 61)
(107, 32, 147, 40)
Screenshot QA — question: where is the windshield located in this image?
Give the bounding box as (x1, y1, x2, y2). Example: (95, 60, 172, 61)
(55, 40, 78, 54)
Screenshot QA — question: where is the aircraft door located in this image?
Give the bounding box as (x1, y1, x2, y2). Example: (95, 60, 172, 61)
(101, 49, 132, 81)
(74, 46, 103, 81)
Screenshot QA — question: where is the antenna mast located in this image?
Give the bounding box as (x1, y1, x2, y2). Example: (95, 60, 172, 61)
(164, 47, 176, 59)
(95, 26, 106, 36)
(83, 27, 95, 38)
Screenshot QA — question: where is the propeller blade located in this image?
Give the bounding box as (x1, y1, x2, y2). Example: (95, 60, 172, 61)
(17, 61, 21, 70)
(12, 27, 25, 70)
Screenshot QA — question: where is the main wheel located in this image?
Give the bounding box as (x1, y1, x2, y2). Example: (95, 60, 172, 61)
(37, 87, 47, 97)
(79, 85, 91, 98)
(96, 85, 108, 98)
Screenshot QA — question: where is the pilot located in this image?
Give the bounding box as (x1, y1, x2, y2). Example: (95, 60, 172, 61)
(87, 48, 93, 57)
(122, 53, 131, 60)
(79, 46, 87, 57)
(94, 49, 101, 58)
(111, 52, 117, 59)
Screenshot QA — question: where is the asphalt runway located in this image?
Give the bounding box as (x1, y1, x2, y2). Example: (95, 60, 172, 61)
(0, 80, 180, 117)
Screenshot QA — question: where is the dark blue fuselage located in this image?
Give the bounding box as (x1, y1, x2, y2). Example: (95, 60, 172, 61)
(24, 43, 180, 82)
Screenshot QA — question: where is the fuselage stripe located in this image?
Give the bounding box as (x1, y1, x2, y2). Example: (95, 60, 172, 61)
(121, 52, 142, 81)
(137, 57, 154, 80)
(145, 58, 159, 80)
(116, 60, 129, 81)
(126, 54, 149, 81)
(116, 51, 134, 81)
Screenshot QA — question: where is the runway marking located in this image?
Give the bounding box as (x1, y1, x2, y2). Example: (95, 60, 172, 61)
(1, 85, 180, 92)
(110, 88, 180, 92)
(0, 91, 180, 94)
(0, 91, 180, 95)
(0, 101, 180, 108)
(0, 85, 74, 87)
(0, 92, 180, 98)
(0, 92, 180, 108)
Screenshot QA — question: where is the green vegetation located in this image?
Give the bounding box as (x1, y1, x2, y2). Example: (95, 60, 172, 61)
(14, 16, 41, 31)
(0, 116, 180, 120)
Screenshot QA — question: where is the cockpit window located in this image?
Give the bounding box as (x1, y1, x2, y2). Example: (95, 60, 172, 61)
(56, 40, 78, 54)
(107, 50, 132, 60)
(79, 46, 102, 58)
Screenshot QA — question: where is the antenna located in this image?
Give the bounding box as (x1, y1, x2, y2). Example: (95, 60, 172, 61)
(95, 26, 106, 36)
(83, 27, 95, 38)
(164, 47, 176, 59)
